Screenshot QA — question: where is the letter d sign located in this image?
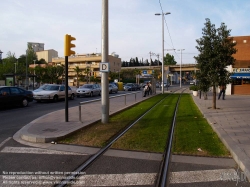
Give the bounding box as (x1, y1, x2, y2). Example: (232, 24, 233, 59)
(100, 62, 109, 72)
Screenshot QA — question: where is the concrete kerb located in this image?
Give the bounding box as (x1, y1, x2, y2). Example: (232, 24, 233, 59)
(15, 92, 159, 144)
(192, 95, 250, 182)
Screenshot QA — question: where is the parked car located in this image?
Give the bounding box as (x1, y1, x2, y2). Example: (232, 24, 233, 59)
(33, 84, 75, 102)
(109, 82, 118, 87)
(33, 84, 49, 92)
(160, 82, 170, 87)
(133, 83, 141, 90)
(109, 84, 118, 94)
(0, 86, 33, 107)
(124, 83, 136, 91)
(76, 84, 101, 97)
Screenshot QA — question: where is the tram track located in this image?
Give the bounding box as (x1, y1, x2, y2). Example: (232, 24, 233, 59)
(56, 88, 186, 187)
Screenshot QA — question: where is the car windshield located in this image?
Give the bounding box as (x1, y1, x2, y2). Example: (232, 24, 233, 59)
(37, 84, 48, 90)
(81, 85, 93, 89)
(44, 85, 60, 91)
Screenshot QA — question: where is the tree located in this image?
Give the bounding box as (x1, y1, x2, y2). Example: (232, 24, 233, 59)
(83, 67, 91, 83)
(73, 66, 82, 87)
(164, 53, 177, 65)
(194, 18, 236, 109)
(26, 43, 38, 65)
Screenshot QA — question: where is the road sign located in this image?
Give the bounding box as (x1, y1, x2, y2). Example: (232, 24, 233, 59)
(100, 62, 109, 72)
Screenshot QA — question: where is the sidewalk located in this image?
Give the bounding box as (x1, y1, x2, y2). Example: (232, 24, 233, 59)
(192, 92, 250, 181)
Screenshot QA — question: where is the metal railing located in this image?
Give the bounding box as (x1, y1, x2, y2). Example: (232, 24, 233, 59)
(79, 91, 143, 122)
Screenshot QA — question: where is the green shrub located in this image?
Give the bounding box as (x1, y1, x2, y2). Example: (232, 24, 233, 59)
(189, 85, 198, 91)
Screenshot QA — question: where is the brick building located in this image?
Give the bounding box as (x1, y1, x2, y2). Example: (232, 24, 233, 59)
(230, 36, 250, 95)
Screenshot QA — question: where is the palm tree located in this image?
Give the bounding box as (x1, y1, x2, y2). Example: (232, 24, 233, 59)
(73, 66, 82, 87)
(84, 67, 91, 83)
(133, 69, 142, 84)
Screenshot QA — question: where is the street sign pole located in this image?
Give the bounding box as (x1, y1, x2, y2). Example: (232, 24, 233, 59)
(101, 0, 109, 124)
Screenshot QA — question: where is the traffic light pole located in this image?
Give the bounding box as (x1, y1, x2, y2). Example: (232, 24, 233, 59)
(64, 34, 76, 122)
(65, 56, 69, 122)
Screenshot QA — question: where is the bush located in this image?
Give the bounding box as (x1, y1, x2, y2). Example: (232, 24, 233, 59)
(189, 85, 198, 91)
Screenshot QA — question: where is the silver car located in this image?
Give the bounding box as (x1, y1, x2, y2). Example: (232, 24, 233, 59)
(109, 84, 118, 94)
(76, 84, 101, 97)
(33, 84, 75, 102)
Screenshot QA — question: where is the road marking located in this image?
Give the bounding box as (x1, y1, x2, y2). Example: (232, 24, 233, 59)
(0, 137, 12, 149)
(72, 169, 237, 186)
(0, 169, 238, 186)
(170, 169, 237, 183)
(0, 147, 87, 155)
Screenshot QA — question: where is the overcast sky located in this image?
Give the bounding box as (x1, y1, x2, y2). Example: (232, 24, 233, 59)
(1, 0, 249, 64)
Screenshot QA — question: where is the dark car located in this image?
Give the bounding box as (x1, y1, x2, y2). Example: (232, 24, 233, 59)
(133, 83, 141, 90)
(124, 83, 136, 91)
(0, 86, 33, 107)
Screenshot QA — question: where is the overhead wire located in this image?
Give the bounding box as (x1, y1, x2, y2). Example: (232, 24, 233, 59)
(158, 0, 179, 58)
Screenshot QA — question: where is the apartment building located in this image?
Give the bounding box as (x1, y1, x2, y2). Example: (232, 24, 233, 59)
(36, 49, 58, 63)
(230, 36, 250, 95)
(52, 53, 121, 85)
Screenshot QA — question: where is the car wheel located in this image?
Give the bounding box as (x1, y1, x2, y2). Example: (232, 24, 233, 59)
(53, 95, 58, 102)
(90, 92, 93, 97)
(99, 91, 101, 96)
(109, 90, 112, 94)
(21, 98, 28, 107)
(36, 100, 41, 103)
(70, 94, 75, 100)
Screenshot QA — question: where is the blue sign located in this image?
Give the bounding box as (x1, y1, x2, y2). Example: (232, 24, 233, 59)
(143, 70, 147, 74)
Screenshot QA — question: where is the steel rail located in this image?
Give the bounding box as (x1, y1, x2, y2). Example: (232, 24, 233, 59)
(56, 93, 171, 187)
(157, 89, 185, 187)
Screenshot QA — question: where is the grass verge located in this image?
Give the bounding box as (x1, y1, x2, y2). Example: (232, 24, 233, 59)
(173, 94, 231, 157)
(59, 93, 230, 157)
(59, 94, 167, 147)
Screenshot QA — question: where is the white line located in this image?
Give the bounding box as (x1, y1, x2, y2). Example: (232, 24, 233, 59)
(0, 147, 87, 155)
(73, 173, 157, 186)
(0, 137, 12, 149)
(170, 169, 237, 183)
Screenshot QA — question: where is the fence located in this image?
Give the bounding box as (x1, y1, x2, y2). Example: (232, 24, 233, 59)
(78, 91, 143, 122)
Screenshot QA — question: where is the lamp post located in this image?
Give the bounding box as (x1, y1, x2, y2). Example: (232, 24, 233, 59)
(33, 60, 36, 87)
(177, 49, 185, 88)
(0, 50, 3, 62)
(155, 12, 171, 94)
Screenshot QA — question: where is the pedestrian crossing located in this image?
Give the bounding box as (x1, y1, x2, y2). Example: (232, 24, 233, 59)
(0, 146, 243, 186)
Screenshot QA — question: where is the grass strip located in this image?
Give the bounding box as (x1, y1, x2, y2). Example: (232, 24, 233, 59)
(173, 94, 230, 157)
(59, 94, 167, 147)
(112, 94, 179, 152)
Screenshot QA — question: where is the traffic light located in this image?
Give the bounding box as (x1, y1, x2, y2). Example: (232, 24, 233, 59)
(64, 34, 76, 56)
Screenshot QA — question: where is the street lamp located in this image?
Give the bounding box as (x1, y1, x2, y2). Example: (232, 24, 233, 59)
(33, 60, 36, 88)
(14, 61, 17, 86)
(177, 49, 185, 88)
(155, 12, 171, 94)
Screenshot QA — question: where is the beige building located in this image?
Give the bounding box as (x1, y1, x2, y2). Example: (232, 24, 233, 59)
(52, 53, 121, 85)
(36, 49, 58, 63)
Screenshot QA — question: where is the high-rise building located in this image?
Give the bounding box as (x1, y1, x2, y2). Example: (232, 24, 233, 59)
(28, 42, 44, 52)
